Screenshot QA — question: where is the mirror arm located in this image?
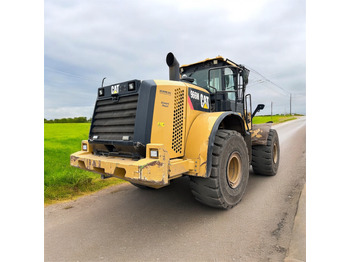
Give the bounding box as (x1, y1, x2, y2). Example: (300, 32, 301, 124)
(252, 104, 265, 118)
(252, 109, 259, 119)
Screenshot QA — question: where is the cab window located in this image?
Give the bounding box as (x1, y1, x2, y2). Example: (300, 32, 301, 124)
(209, 68, 222, 91)
(224, 68, 235, 101)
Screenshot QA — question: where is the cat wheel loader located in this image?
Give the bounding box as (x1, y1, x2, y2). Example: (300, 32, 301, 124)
(70, 52, 280, 209)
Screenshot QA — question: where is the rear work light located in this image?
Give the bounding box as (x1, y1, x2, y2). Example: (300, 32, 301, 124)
(98, 88, 104, 97)
(128, 82, 135, 91)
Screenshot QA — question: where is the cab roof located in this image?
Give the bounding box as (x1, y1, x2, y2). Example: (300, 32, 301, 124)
(180, 56, 241, 70)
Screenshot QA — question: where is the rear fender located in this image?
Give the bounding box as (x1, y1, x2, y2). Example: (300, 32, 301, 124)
(251, 123, 273, 146)
(184, 112, 246, 177)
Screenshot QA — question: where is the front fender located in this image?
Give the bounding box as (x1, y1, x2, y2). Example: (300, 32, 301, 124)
(184, 111, 245, 177)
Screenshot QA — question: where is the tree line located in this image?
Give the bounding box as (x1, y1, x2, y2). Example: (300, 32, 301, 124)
(44, 117, 91, 123)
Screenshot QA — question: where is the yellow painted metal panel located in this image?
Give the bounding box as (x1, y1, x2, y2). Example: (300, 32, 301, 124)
(184, 111, 225, 177)
(70, 142, 170, 187)
(180, 56, 239, 69)
(151, 80, 187, 158)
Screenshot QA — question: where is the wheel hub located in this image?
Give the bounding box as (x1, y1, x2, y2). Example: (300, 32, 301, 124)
(273, 142, 278, 164)
(226, 152, 242, 189)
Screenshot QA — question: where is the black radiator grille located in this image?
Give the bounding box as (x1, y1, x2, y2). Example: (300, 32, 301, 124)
(90, 94, 138, 141)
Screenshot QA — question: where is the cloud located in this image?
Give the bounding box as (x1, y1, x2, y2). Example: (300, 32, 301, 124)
(44, 0, 305, 119)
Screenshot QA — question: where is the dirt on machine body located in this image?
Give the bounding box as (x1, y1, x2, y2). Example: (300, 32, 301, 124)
(71, 52, 280, 209)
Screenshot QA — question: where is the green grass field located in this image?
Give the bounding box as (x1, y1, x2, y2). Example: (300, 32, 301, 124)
(44, 123, 125, 205)
(252, 114, 298, 124)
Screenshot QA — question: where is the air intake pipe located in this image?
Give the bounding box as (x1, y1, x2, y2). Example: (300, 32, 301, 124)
(166, 52, 181, 81)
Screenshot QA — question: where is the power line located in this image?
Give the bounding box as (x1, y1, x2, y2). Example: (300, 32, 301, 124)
(249, 77, 289, 97)
(44, 66, 98, 82)
(246, 66, 290, 95)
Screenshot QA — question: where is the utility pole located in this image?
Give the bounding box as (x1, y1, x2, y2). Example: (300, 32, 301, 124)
(271, 101, 273, 118)
(290, 93, 292, 115)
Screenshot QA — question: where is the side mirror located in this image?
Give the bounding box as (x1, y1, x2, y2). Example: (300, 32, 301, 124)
(242, 69, 250, 84)
(252, 104, 265, 118)
(257, 104, 265, 110)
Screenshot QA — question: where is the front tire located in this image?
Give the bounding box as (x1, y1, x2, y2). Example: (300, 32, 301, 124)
(189, 130, 249, 209)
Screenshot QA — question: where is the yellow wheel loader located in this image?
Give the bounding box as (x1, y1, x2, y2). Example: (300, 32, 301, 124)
(70, 52, 280, 209)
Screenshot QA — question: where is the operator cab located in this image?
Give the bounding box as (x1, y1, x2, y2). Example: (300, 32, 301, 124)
(180, 56, 250, 116)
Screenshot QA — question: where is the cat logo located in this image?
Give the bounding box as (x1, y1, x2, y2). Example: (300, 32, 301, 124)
(200, 94, 209, 109)
(111, 84, 119, 94)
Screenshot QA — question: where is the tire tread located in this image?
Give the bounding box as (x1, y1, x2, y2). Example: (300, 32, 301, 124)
(251, 129, 279, 176)
(189, 130, 248, 209)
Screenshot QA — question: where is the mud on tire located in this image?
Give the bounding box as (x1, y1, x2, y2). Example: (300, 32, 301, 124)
(252, 129, 280, 176)
(189, 130, 249, 209)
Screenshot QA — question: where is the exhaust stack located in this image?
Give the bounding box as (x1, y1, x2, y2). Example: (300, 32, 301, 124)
(166, 52, 180, 81)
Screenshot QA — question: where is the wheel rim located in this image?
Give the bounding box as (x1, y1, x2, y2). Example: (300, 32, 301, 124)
(273, 142, 278, 164)
(226, 152, 242, 189)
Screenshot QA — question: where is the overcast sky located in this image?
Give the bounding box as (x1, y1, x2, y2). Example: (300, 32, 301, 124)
(44, 0, 305, 119)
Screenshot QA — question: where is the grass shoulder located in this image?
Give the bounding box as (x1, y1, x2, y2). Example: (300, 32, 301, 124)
(252, 114, 302, 125)
(44, 123, 126, 205)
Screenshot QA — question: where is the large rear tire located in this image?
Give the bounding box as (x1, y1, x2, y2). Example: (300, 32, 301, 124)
(189, 130, 249, 209)
(252, 129, 280, 176)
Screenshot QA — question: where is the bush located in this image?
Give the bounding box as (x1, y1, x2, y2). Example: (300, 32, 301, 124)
(44, 117, 91, 123)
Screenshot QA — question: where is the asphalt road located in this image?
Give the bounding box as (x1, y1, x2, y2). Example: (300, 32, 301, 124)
(45, 117, 306, 262)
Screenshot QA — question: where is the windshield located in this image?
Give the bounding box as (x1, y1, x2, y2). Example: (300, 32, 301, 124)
(183, 67, 237, 101)
(185, 68, 210, 90)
